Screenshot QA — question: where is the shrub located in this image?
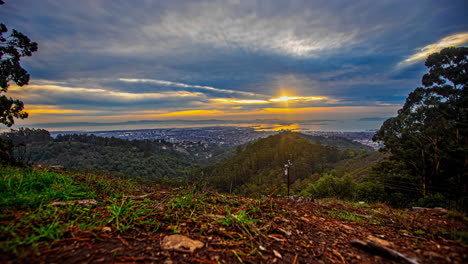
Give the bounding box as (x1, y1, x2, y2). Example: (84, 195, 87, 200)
(301, 174, 356, 200)
(413, 193, 449, 208)
(355, 182, 385, 203)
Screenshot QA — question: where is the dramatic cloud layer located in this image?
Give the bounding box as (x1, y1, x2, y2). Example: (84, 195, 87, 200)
(1, 0, 466, 131)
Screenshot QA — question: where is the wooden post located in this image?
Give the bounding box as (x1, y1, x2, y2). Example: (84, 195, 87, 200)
(285, 160, 292, 196)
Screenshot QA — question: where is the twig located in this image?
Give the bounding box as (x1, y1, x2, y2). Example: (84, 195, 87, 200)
(350, 239, 421, 264)
(292, 253, 299, 264)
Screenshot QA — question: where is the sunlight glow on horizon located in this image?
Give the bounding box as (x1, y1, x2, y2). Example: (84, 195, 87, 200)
(269, 96, 325, 102)
(7, 81, 396, 128)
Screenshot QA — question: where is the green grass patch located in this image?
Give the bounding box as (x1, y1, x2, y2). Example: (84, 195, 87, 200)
(0, 167, 95, 208)
(328, 208, 366, 223)
(445, 230, 468, 245)
(0, 167, 147, 257)
(0, 204, 103, 257)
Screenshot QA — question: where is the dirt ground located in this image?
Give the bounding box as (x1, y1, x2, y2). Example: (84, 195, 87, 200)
(2, 190, 467, 264)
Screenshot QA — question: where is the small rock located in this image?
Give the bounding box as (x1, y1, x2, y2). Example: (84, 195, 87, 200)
(358, 201, 366, 205)
(289, 195, 302, 202)
(161, 234, 203, 253)
(432, 207, 448, 216)
(412, 207, 426, 212)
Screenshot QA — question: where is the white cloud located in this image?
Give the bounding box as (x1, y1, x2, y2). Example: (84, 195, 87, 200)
(9, 84, 204, 105)
(118, 78, 263, 98)
(398, 32, 468, 67)
(107, 1, 362, 57)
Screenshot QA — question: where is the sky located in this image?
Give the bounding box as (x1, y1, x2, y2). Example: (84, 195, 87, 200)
(1, 0, 467, 131)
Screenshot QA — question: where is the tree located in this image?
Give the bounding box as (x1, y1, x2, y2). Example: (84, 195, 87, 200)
(373, 47, 467, 203)
(0, 1, 38, 127)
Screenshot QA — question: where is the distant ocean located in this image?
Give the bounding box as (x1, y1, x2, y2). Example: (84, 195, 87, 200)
(4, 119, 386, 132)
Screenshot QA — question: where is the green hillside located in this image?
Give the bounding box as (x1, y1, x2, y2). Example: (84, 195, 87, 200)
(333, 151, 387, 178)
(2, 129, 197, 180)
(300, 134, 374, 152)
(193, 131, 355, 195)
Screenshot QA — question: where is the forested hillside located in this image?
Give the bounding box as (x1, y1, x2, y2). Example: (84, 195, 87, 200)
(1, 128, 375, 181)
(1, 129, 197, 179)
(301, 134, 374, 151)
(192, 131, 369, 195)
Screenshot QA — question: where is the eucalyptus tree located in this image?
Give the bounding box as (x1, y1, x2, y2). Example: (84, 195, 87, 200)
(374, 47, 467, 199)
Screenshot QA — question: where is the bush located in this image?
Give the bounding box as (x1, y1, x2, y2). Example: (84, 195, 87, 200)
(301, 174, 356, 200)
(413, 193, 449, 208)
(355, 182, 385, 203)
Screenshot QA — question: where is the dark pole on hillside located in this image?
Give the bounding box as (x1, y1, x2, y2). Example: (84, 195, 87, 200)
(285, 160, 292, 196)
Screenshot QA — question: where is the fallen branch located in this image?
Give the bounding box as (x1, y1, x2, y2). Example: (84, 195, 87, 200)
(350, 239, 421, 264)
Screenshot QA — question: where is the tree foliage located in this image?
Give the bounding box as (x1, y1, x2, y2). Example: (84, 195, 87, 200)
(1, 130, 198, 180)
(373, 47, 467, 207)
(0, 1, 38, 127)
(193, 131, 355, 196)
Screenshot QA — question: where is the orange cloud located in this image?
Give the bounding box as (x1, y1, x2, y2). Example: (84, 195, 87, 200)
(25, 105, 106, 115)
(158, 110, 222, 117)
(27, 109, 104, 115)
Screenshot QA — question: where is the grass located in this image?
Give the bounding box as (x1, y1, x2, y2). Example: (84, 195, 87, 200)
(0, 166, 143, 256)
(0, 167, 95, 208)
(328, 208, 366, 223)
(447, 230, 468, 245)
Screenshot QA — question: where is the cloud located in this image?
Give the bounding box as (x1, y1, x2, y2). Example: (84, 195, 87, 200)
(398, 32, 468, 67)
(8, 84, 206, 107)
(112, 1, 365, 58)
(118, 78, 263, 98)
(2, 0, 466, 130)
(211, 99, 270, 104)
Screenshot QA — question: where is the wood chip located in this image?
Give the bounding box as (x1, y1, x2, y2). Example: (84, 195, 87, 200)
(101, 226, 112, 233)
(366, 235, 392, 247)
(273, 249, 282, 259)
(268, 234, 286, 242)
(332, 249, 346, 263)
